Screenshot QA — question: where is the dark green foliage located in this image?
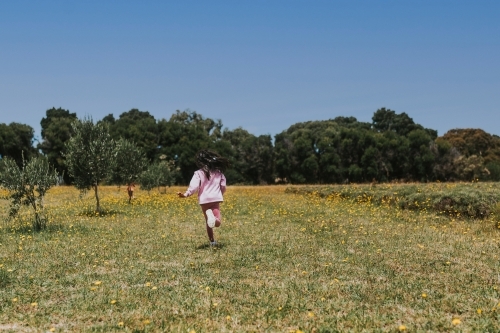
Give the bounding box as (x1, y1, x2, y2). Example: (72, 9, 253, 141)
(106, 109, 159, 161)
(38, 107, 78, 183)
(0, 122, 38, 166)
(65, 117, 116, 213)
(274, 114, 423, 184)
(0, 155, 58, 230)
(221, 128, 274, 184)
(407, 129, 436, 181)
(94, 109, 274, 185)
(157, 110, 223, 184)
(275, 120, 343, 183)
(286, 183, 500, 219)
(2, 106, 500, 186)
(486, 162, 500, 181)
(372, 107, 437, 139)
(274, 108, 494, 184)
(431, 139, 461, 181)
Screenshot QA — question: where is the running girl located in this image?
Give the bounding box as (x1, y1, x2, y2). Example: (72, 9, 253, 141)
(177, 150, 229, 246)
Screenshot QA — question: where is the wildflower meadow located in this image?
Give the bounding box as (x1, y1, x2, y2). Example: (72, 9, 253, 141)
(1, 184, 500, 332)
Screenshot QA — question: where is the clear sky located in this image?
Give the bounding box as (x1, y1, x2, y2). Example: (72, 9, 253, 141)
(1, 0, 499, 140)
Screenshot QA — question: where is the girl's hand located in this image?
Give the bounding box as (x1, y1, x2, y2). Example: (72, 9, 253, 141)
(177, 192, 186, 198)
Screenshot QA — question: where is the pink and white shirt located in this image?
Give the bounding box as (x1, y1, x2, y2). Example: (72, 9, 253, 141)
(184, 169, 226, 204)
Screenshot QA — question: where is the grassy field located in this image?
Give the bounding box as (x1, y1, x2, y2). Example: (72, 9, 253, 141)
(1, 184, 500, 332)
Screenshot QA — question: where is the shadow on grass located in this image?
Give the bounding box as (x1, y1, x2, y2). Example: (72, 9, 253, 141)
(196, 242, 225, 250)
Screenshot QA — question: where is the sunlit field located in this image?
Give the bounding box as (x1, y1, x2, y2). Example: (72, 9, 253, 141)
(1, 185, 500, 332)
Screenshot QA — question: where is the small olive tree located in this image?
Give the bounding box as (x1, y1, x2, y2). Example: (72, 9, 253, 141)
(111, 138, 148, 187)
(65, 117, 116, 213)
(0, 155, 58, 230)
(139, 161, 176, 193)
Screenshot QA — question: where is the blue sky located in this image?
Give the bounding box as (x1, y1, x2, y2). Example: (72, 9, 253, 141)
(1, 0, 499, 139)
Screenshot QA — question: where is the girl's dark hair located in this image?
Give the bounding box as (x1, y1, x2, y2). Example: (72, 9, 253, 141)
(195, 149, 229, 179)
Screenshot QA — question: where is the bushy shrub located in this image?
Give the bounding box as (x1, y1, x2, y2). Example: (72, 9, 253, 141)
(286, 183, 500, 219)
(0, 155, 58, 230)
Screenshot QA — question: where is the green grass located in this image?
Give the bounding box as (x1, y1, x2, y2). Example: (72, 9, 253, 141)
(0, 185, 499, 332)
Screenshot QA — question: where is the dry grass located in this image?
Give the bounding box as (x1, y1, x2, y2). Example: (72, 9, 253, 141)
(0, 185, 499, 332)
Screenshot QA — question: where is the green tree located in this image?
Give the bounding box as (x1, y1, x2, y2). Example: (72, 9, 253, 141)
(375, 131, 410, 181)
(0, 155, 58, 230)
(485, 161, 500, 181)
(65, 118, 116, 213)
(111, 138, 148, 186)
(431, 139, 462, 181)
(139, 161, 176, 193)
(372, 107, 437, 139)
(274, 110, 436, 184)
(0, 122, 38, 166)
(106, 109, 159, 161)
(275, 120, 343, 183)
(38, 108, 78, 183)
(407, 129, 435, 181)
(157, 110, 222, 184)
(221, 128, 274, 184)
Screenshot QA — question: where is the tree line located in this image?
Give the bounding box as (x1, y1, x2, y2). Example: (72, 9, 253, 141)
(1, 107, 500, 186)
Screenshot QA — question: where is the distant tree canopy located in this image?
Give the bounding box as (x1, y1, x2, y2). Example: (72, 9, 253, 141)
(157, 110, 223, 183)
(38, 107, 78, 183)
(438, 129, 500, 164)
(104, 109, 159, 161)
(220, 128, 274, 184)
(274, 110, 440, 183)
(0, 122, 38, 166)
(3, 106, 500, 185)
(372, 107, 438, 139)
(436, 128, 500, 181)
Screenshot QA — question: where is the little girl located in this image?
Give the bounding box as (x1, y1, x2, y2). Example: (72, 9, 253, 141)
(126, 182, 135, 204)
(177, 150, 229, 246)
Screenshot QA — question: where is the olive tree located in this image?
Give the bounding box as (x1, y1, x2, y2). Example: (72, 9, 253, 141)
(65, 117, 116, 213)
(139, 161, 176, 193)
(111, 138, 148, 187)
(0, 155, 58, 230)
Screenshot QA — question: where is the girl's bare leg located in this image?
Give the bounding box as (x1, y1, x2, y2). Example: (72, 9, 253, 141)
(201, 202, 221, 242)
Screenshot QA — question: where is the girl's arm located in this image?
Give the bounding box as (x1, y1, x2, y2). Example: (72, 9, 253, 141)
(178, 171, 201, 198)
(220, 173, 227, 194)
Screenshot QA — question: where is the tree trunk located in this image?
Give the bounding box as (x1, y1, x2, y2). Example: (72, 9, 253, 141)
(30, 198, 41, 231)
(94, 184, 102, 213)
